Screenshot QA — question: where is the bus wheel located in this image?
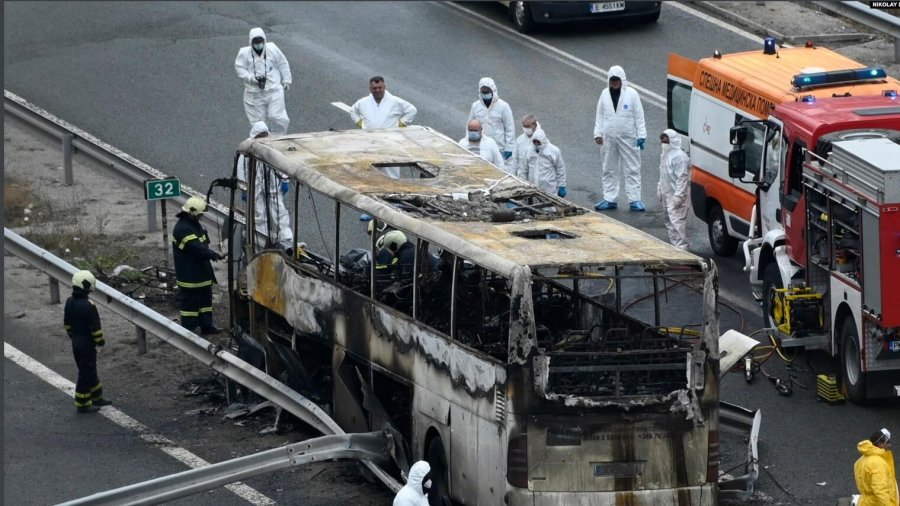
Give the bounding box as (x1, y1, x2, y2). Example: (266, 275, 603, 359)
(426, 437, 452, 506)
(707, 204, 738, 257)
(761, 263, 782, 329)
(511, 1, 534, 33)
(840, 317, 867, 403)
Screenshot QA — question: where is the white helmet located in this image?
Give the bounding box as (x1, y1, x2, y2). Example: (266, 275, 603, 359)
(383, 230, 408, 252)
(182, 196, 207, 216)
(72, 270, 96, 292)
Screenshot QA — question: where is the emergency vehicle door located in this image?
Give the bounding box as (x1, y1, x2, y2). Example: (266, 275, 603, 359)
(758, 118, 785, 238)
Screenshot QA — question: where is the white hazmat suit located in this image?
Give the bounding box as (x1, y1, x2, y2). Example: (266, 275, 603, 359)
(657, 129, 691, 250)
(234, 28, 292, 135)
(518, 128, 567, 195)
(458, 134, 505, 167)
(510, 121, 539, 176)
(393, 461, 432, 506)
(349, 90, 417, 129)
(593, 65, 647, 206)
(468, 77, 515, 170)
(236, 121, 294, 250)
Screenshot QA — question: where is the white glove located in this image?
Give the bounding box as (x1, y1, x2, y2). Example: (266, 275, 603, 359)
(283, 83, 291, 92)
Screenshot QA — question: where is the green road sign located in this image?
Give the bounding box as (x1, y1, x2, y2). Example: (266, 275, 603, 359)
(144, 177, 181, 201)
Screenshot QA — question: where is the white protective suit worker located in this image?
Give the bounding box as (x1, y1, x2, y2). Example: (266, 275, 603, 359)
(468, 77, 515, 171)
(234, 28, 292, 135)
(510, 114, 540, 176)
(657, 129, 692, 250)
(349, 76, 417, 129)
(393, 460, 433, 506)
(236, 121, 295, 251)
(593, 65, 647, 212)
(518, 128, 567, 197)
(459, 119, 505, 167)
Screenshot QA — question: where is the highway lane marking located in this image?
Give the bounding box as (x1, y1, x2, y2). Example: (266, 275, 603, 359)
(3, 342, 276, 506)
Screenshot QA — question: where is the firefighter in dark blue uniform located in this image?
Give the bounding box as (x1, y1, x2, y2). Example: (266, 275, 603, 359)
(172, 197, 224, 334)
(64, 270, 112, 413)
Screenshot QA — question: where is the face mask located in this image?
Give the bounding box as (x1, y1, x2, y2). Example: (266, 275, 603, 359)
(423, 479, 432, 493)
(533, 144, 541, 153)
(524, 127, 534, 137)
(468, 131, 481, 142)
(253, 43, 264, 52)
(481, 92, 493, 101)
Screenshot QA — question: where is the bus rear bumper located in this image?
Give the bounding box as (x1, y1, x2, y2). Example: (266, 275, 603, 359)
(506, 485, 717, 506)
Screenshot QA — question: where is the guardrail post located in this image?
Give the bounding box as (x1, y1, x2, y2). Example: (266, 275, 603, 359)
(62, 134, 74, 186)
(135, 326, 148, 355)
(895, 36, 900, 64)
(49, 276, 60, 304)
(147, 200, 158, 232)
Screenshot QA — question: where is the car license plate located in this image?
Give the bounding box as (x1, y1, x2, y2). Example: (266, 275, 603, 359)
(593, 461, 645, 477)
(590, 1, 626, 13)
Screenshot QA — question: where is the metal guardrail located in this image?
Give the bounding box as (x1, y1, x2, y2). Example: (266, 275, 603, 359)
(811, 1, 900, 62)
(3, 90, 234, 233)
(59, 431, 397, 506)
(3, 228, 403, 495)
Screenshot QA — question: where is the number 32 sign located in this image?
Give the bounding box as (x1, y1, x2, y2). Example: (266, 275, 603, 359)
(144, 177, 181, 201)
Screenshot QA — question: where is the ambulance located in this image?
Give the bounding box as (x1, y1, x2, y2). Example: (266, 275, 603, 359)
(667, 40, 900, 256)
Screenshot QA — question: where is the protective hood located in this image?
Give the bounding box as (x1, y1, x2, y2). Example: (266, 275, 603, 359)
(248, 27, 266, 45)
(406, 460, 431, 492)
(858, 439, 889, 457)
(531, 127, 548, 146)
(478, 77, 499, 99)
(607, 65, 627, 89)
(250, 121, 269, 138)
(663, 128, 682, 150)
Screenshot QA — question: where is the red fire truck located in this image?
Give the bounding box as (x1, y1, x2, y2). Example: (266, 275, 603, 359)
(728, 91, 900, 402)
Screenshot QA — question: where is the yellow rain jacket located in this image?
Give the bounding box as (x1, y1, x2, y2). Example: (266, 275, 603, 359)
(854, 439, 899, 506)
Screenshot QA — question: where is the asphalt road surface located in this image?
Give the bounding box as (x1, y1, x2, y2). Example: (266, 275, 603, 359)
(5, 2, 900, 504)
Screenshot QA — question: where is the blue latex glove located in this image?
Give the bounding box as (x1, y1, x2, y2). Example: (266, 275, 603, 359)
(636, 138, 646, 151)
(503, 150, 512, 160)
(241, 190, 247, 202)
(280, 181, 289, 194)
(557, 186, 567, 198)
(359, 213, 373, 222)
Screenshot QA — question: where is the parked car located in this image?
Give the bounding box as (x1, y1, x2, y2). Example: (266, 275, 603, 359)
(501, 1, 661, 33)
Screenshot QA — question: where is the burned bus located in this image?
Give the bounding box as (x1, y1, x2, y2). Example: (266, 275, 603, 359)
(225, 126, 728, 505)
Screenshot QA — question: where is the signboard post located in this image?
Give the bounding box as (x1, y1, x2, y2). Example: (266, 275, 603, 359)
(144, 177, 181, 270)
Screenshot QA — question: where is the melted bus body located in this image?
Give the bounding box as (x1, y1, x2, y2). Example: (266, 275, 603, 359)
(667, 44, 900, 257)
(228, 126, 728, 505)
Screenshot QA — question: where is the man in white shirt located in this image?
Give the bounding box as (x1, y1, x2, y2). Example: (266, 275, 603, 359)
(458, 119, 504, 167)
(511, 114, 540, 176)
(349, 76, 417, 129)
(518, 128, 567, 197)
(468, 77, 516, 171)
(234, 27, 292, 135)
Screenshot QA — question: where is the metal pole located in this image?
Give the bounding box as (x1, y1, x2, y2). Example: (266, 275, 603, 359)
(147, 200, 157, 232)
(62, 134, 74, 186)
(895, 37, 900, 64)
(135, 326, 148, 355)
(161, 202, 170, 271)
(49, 276, 60, 304)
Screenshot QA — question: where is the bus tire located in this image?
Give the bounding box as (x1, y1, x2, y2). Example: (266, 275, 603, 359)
(511, 1, 535, 33)
(426, 437, 452, 506)
(840, 317, 867, 403)
(707, 204, 738, 257)
(761, 263, 782, 330)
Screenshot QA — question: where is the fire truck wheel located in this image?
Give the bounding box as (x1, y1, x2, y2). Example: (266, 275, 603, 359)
(840, 317, 866, 402)
(761, 263, 782, 329)
(707, 204, 738, 257)
(426, 436, 453, 506)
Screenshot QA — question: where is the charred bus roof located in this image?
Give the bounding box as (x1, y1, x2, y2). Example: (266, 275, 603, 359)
(237, 126, 703, 274)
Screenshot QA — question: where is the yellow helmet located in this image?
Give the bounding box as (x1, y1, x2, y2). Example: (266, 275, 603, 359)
(72, 270, 96, 292)
(182, 196, 207, 216)
(383, 230, 408, 252)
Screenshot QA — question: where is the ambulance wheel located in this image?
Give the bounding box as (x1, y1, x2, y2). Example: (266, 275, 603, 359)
(511, 1, 535, 33)
(761, 263, 782, 330)
(708, 204, 738, 257)
(840, 317, 866, 403)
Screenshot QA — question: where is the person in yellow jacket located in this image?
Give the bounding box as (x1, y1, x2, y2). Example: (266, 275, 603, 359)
(854, 428, 898, 506)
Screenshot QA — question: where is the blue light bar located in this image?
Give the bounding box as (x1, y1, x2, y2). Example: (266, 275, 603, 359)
(792, 67, 887, 90)
(884, 90, 898, 98)
(800, 95, 816, 103)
